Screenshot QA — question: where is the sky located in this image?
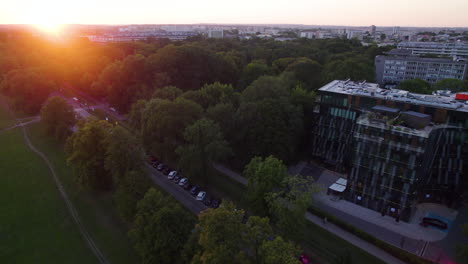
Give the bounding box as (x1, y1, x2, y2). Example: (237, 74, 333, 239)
(1, 0, 467, 27)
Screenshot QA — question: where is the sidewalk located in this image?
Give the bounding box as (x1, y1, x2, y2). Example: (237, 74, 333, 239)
(213, 163, 410, 264)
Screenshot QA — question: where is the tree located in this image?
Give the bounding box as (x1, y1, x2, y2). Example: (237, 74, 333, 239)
(433, 78, 467, 92)
(243, 216, 274, 263)
(105, 125, 144, 184)
(40, 96, 76, 141)
(206, 103, 236, 140)
(128, 99, 148, 130)
(238, 60, 272, 90)
(241, 76, 289, 102)
(176, 118, 232, 181)
(456, 223, 468, 263)
(266, 175, 316, 240)
(284, 57, 323, 90)
(397, 79, 432, 94)
(113, 169, 150, 221)
(234, 98, 303, 164)
(322, 57, 374, 83)
(195, 202, 247, 264)
(245, 156, 288, 216)
(65, 119, 113, 190)
(129, 188, 195, 264)
(259, 237, 301, 264)
(141, 98, 203, 160)
(0, 68, 55, 114)
(153, 86, 183, 100)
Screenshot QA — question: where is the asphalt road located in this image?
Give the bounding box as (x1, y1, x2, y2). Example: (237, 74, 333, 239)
(145, 163, 208, 214)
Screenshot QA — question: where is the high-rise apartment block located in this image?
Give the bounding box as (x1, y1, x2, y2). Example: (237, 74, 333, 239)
(312, 80, 467, 221)
(397, 41, 468, 58)
(375, 49, 468, 87)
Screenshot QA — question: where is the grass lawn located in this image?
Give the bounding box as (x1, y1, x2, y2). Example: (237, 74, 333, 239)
(25, 122, 140, 264)
(0, 126, 97, 263)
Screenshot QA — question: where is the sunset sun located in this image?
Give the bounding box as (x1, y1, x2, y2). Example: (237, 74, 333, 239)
(34, 22, 64, 35)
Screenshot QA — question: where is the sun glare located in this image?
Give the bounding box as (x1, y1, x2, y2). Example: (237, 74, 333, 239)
(34, 23, 64, 35)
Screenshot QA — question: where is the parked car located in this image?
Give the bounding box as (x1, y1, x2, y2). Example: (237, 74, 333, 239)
(168, 171, 177, 180)
(419, 217, 448, 229)
(299, 254, 310, 264)
(179, 178, 188, 186)
(190, 186, 200, 196)
(157, 164, 165, 171)
(162, 168, 171, 175)
(203, 197, 212, 206)
(196, 191, 206, 201)
(211, 199, 220, 208)
(149, 156, 156, 162)
(152, 161, 161, 168)
(183, 182, 192, 190)
(173, 175, 181, 183)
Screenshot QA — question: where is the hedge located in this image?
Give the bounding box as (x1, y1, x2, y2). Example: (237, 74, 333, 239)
(308, 206, 434, 264)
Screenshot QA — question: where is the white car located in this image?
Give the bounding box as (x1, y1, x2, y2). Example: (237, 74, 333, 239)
(168, 171, 177, 180)
(178, 178, 188, 186)
(196, 191, 206, 201)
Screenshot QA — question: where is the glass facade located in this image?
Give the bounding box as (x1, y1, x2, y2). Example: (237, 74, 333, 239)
(312, 91, 467, 221)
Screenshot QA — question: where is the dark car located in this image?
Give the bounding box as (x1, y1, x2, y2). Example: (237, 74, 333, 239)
(173, 175, 181, 183)
(152, 161, 161, 168)
(190, 186, 200, 196)
(156, 164, 165, 171)
(149, 156, 157, 162)
(183, 182, 192, 190)
(211, 199, 220, 208)
(162, 168, 171, 175)
(203, 197, 212, 206)
(420, 217, 448, 229)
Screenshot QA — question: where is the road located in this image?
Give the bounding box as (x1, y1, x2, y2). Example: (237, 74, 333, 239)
(63, 89, 209, 215)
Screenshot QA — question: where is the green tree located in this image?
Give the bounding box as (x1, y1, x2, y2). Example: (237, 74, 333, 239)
(176, 118, 232, 181)
(40, 96, 76, 141)
(433, 78, 468, 92)
(153, 86, 183, 100)
(284, 57, 323, 90)
(206, 103, 236, 140)
(397, 79, 432, 94)
(128, 99, 148, 130)
(322, 57, 374, 83)
(195, 202, 247, 264)
(235, 98, 303, 164)
(65, 119, 113, 190)
(105, 125, 144, 183)
(141, 98, 203, 160)
(113, 169, 150, 221)
(266, 175, 316, 240)
(129, 188, 195, 264)
(238, 60, 272, 90)
(243, 216, 274, 264)
(0, 68, 55, 114)
(259, 237, 301, 264)
(241, 76, 289, 102)
(245, 156, 288, 216)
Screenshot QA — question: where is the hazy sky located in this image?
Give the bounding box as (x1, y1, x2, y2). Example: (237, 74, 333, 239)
(1, 0, 467, 27)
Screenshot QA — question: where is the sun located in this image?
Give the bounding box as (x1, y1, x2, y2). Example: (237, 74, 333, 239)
(34, 22, 64, 35)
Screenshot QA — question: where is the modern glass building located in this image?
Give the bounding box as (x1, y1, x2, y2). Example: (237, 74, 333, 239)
(312, 80, 468, 221)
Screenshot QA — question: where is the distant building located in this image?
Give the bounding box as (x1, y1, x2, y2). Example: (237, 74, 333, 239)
(397, 41, 468, 58)
(392, 26, 400, 35)
(370, 25, 376, 39)
(312, 80, 467, 221)
(375, 49, 468, 86)
(346, 30, 364, 40)
(208, 29, 224, 39)
(300, 31, 315, 39)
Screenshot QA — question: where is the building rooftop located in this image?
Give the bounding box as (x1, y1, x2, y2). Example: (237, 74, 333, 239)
(319, 80, 468, 113)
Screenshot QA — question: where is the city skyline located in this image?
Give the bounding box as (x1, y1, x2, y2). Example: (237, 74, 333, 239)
(1, 0, 468, 28)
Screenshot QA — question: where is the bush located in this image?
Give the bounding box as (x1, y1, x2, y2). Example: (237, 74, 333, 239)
(307, 206, 434, 264)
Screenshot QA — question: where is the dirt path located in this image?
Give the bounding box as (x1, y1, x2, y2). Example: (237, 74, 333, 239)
(0, 97, 110, 264)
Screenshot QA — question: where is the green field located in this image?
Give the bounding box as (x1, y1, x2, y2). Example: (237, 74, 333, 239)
(0, 111, 97, 263)
(0, 105, 139, 264)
